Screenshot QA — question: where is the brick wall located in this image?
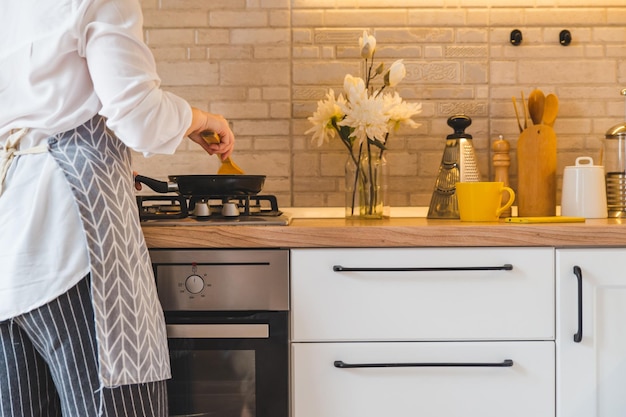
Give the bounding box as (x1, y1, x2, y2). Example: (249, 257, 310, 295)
(132, 0, 626, 208)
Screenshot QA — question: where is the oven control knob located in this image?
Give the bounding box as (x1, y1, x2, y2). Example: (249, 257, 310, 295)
(185, 274, 205, 294)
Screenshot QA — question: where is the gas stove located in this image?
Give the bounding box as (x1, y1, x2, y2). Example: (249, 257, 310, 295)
(137, 194, 291, 226)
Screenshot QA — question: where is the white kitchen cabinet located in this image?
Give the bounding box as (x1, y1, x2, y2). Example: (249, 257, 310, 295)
(293, 341, 554, 417)
(557, 248, 626, 417)
(291, 248, 556, 417)
(291, 248, 554, 341)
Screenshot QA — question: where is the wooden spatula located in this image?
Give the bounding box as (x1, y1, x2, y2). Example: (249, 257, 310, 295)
(201, 131, 245, 175)
(512, 96, 523, 132)
(218, 156, 245, 175)
(520, 91, 529, 129)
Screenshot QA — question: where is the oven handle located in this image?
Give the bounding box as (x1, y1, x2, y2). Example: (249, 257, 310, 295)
(333, 359, 514, 368)
(166, 324, 269, 339)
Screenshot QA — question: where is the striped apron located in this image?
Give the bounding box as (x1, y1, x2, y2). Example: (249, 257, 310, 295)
(1, 115, 171, 387)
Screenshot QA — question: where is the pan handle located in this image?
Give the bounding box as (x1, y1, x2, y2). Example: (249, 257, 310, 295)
(134, 174, 177, 193)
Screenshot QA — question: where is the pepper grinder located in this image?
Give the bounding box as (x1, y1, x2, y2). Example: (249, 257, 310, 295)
(492, 135, 512, 217)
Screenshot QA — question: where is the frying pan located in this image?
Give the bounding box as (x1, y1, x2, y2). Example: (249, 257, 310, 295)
(135, 174, 265, 196)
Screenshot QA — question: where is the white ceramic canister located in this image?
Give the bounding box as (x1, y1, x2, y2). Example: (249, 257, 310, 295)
(561, 156, 608, 218)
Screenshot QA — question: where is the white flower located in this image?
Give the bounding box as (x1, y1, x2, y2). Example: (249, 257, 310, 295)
(359, 30, 376, 59)
(384, 92, 422, 131)
(385, 60, 406, 87)
(343, 74, 367, 103)
(339, 93, 389, 145)
(305, 90, 346, 146)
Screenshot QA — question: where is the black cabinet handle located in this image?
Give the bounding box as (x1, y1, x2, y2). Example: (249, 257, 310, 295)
(573, 265, 583, 343)
(334, 359, 514, 368)
(333, 264, 513, 272)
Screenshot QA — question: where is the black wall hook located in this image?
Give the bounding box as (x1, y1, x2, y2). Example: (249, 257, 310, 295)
(510, 29, 522, 46)
(560, 29, 572, 46)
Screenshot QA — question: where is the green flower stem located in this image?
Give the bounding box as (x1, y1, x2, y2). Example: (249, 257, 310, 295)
(331, 121, 358, 164)
(364, 52, 377, 90)
(366, 140, 376, 215)
(332, 121, 361, 216)
(379, 132, 389, 159)
(351, 143, 364, 215)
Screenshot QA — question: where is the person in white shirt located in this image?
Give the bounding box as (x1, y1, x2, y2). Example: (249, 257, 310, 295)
(0, 0, 234, 415)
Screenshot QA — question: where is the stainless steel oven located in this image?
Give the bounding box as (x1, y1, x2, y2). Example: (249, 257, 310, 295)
(149, 249, 289, 417)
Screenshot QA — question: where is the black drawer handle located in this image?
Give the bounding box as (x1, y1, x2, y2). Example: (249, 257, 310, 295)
(333, 264, 513, 272)
(573, 265, 583, 343)
(334, 359, 514, 368)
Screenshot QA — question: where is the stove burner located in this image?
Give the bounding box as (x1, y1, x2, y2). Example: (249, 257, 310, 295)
(137, 194, 288, 225)
(188, 195, 281, 217)
(136, 195, 188, 220)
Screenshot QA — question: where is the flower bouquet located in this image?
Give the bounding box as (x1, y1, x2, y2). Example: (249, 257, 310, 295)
(306, 31, 422, 219)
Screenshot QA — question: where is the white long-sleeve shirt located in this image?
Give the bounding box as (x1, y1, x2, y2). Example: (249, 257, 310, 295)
(0, 0, 192, 320)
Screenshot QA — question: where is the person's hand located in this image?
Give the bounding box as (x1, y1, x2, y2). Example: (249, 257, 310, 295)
(186, 108, 235, 160)
(132, 171, 142, 191)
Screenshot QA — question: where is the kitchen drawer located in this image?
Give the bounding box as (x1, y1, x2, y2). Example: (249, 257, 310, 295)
(291, 248, 554, 341)
(292, 341, 555, 417)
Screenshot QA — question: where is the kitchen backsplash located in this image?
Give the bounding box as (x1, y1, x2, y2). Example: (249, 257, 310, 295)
(132, 0, 626, 208)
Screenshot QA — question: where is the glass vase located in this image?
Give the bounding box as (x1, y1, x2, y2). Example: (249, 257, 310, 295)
(345, 150, 387, 219)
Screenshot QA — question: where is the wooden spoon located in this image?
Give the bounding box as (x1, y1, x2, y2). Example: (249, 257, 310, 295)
(528, 89, 545, 126)
(201, 131, 245, 175)
(543, 93, 559, 127)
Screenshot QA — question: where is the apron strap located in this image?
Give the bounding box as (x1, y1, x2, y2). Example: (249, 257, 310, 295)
(0, 128, 48, 196)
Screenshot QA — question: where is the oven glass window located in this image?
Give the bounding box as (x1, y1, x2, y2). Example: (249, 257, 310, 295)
(169, 348, 256, 417)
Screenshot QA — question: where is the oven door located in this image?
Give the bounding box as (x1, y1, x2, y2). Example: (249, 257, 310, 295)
(165, 311, 288, 417)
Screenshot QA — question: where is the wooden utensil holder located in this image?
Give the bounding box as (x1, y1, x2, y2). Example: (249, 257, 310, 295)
(516, 125, 557, 217)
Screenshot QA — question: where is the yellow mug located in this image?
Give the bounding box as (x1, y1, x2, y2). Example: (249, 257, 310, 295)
(456, 182, 515, 222)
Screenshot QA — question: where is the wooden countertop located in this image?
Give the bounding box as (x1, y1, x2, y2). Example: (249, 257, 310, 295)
(142, 217, 626, 249)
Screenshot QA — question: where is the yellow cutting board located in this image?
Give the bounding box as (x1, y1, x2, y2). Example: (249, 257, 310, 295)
(516, 124, 557, 217)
